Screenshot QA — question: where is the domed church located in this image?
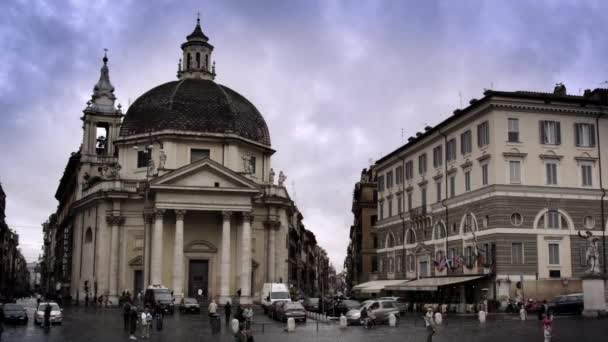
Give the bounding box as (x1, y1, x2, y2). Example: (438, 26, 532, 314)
(53, 18, 298, 305)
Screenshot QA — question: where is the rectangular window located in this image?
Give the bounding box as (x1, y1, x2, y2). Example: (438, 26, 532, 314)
(371, 256, 378, 272)
(396, 166, 404, 184)
(477, 121, 490, 147)
(511, 242, 523, 264)
(388, 198, 393, 217)
(540, 120, 561, 145)
(549, 270, 561, 278)
(397, 193, 403, 213)
(548, 243, 560, 265)
(419, 261, 429, 277)
(547, 211, 560, 229)
(446, 139, 457, 161)
(405, 161, 414, 180)
(421, 187, 427, 207)
(379, 201, 384, 220)
(509, 160, 521, 184)
(249, 156, 257, 174)
(407, 191, 413, 210)
(449, 175, 456, 198)
(461, 130, 472, 155)
(575, 123, 596, 147)
(137, 150, 151, 168)
(546, 162, 558, 185)
(436, 180, 442, 203)
(481, 164, 488, 186)
(378, 175, 385, 192)
(465, 171, 471, 192)
(508, 118, 519, 142)
(419, 154, 427, 174)
(190, 148, 210, 163)
(582, 164, 593, 187)
(433, 145, 443, 168)
(386, 171, 394, 189)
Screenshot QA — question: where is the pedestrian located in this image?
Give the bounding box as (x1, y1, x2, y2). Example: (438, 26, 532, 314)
(208, 299, 218, 320)
(237, 288, 242, 298)
(129, 306, 138, 340)
(154, 304, 163, 331)
(123, 301, 132, 330)
(141, 308, 152, 339)
(424, 308, 436, 342)
(43, 303, 52, 331)
(543, 312, 554, 342)
(84, 293, 89, 307)
(225, 300, 232, 324)
(235, 304, 244, 323)
(243, 305, 253, 330)
(0, 302, 4, 341)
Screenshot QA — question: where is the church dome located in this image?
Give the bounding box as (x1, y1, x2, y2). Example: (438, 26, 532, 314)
(119, 78, 271, 146)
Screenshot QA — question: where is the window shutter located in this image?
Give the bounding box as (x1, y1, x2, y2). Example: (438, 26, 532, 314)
(555, 122, 561, 145)
(574, 123, 580, 146)
(590, 124, 596, 147)
(540, 121, 545, 144)
(477, 125, 482, 147)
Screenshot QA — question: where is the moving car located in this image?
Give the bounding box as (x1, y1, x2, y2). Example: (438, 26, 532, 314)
(34, 302, 62, 325)
(345, 300, 400, 325)
(276, 302, 307, 322)
(2, 303, 28, 324)
(179, 297, 200, 314)
(144, 286, 175, 314)
(261, 283, 291, 314)
(303, 297, 320, 312)
(548, 293, 584, 315)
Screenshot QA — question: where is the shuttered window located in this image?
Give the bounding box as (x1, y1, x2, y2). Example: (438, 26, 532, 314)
(433, 145, 443, 168)
(574, 123, 595, 147)
(461, 130, 472, 154)
(508, 118, 519, 142)
(511, 242, 523, 264)
(548, 243, 560, 265)
(477, 121, 490, 147)
(540, 121, 561, 145)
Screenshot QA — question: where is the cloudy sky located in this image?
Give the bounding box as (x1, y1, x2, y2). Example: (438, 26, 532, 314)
(1, 0, 607, 269)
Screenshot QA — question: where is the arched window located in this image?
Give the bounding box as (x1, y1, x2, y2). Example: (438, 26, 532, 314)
(407, 254, 415, 272)
(406, 229, 416, 244)
(205, 54, 209, 69)
(85, 227, 93, 243)
(434, 222, 446, 240)
(187, 53, 191, 69)
(386, 233, 396, 248)
(196, 52, 201, 68)
(388, 257, 394, 273)
(535, 209, 571, 230)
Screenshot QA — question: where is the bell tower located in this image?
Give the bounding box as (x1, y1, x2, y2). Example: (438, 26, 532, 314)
(81, 50, 123, 158)
(177, 14, 216, 80)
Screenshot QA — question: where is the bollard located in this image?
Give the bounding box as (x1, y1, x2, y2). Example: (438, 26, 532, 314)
(287, 317, 296, 332)
(478, 310, 486, 323)
(434, 312, 443, 325)
(340, 314, 347, 329)
(388, 313, 397, 327)
(231, 318, 240, 334)
(519, 308, 526, 321)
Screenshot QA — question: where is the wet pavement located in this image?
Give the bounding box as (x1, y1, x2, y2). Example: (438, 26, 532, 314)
(0, 298, 606, 341)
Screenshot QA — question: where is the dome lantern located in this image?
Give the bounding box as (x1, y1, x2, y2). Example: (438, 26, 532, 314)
(178, 14, 216, 81)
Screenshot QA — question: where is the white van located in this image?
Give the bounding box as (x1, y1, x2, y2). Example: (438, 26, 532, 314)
(260, 283, 291, 313)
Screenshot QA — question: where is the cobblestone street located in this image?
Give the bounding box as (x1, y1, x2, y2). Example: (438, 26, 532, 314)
(0, 299, 605, 342)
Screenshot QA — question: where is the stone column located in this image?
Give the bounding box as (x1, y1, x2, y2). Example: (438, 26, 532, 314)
(219, 211, 232, 304)
(240, 212, 253, 304)
(172, 210, 186, 302)
(107, 215, 124, 306)
(265, 221, 277, 283)
(150, 210, 165, 286)
(143, 212, 153, 289)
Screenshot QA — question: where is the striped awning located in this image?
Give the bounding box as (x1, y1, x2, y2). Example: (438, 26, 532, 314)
(385, 276, 485, 291)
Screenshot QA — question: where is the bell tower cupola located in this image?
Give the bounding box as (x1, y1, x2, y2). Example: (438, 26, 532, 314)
(178, 14, 216, 80)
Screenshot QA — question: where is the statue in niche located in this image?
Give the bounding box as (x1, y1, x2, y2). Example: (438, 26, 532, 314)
(147, 158, 155, 177)
(269, 168, 275, 184)
(158, 150, 167, 170)
(578, 230, 601, 275)
(278, 171, 286, 186)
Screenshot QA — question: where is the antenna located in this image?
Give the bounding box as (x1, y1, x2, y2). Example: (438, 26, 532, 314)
(401, 128, 404, 144)
(490, 82, 494, 89)
(458, 91, 462, 108)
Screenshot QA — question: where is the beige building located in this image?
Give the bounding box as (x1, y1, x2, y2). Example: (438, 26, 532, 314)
(51, 19, 300, 305)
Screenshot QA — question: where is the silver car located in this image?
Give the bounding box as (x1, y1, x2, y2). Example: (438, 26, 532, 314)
(34, 302, 63, 325)
(345, 300, 400, 325)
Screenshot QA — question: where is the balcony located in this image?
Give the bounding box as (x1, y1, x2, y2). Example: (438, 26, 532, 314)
(81, 180, 139, 198)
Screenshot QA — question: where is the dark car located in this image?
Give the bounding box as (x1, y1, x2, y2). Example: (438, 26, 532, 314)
(2, 303, 28, 324)
(276, 302, 306, 322)
(179, 297, 200, 314)
(548, 293, 584, 315)
(144, 287, 175, 314)
(303, 298, 320, 312)
(268, 300, 289, 320)
(335, 300, 361, 316)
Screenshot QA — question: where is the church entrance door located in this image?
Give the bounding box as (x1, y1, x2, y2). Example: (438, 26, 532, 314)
(133, 270, 143, 295)
(188, 260, 209, 300)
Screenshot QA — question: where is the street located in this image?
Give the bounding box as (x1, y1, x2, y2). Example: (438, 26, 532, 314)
(0, 299, 606, 341)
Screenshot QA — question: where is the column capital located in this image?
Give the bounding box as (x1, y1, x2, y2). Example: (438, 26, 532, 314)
(221, 211, 233, 220)
(175, 209, 187, 221)
(242, 212, 254, 224)
(154, 209, 166, 220)
(106, 215, 125, 226)
(143, 212, 154, 224)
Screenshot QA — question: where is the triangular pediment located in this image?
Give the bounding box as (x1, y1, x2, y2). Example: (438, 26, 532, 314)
(150, 157, 259, 191)
(414, 243, 431, 255)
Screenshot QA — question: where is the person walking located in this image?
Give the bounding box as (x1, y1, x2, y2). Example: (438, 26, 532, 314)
(43, 303, 52, 332)
(224, 301, 232, 325)
(543, 312, 554, 342)
(424, 308, 436, 342)
(208, 300, 218, 320)
(243, 305, 253, 330)
(140, 308, 152, 339)
(123, 301, 132, 331)
(154, 304, 163, 331)
(129, 306, 138, 340)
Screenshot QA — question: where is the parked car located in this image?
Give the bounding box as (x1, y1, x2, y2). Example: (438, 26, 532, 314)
(276, 302, 307, 322)
(144, 286, 175, 314)
(179, 297, 200, 314)
(303, 298, 320, 312)
(2, 303, 28, 324)
(548, 293, 584, 315)
(345, 300, 400, 325)
(268, 300, 289, 320)
(34, 302, 62, 325)
(335, 300, 361, 316)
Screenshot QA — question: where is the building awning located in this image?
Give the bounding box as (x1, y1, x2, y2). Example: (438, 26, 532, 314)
(385, 276, 485, 292)
(353, 280, 410, 293)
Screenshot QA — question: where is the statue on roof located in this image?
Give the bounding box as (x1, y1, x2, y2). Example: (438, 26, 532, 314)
(278, 171, 286, 187)
(269, 168, 275, 184)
